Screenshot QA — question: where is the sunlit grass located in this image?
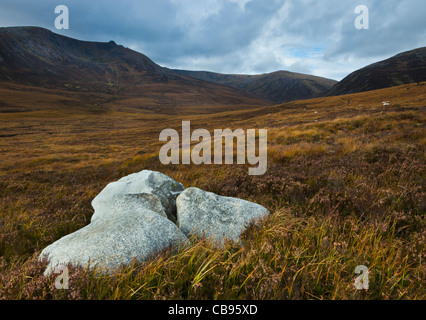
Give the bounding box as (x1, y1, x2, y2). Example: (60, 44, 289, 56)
(1, 208, 423, 300)
(0, 83, 425, 299)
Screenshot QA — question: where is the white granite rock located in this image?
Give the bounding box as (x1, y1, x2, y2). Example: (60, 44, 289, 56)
(40, 171, 270, 275)
(176, 187, 269, 246)
(91, 170, 184, 223)
(40, 194, 188, 275)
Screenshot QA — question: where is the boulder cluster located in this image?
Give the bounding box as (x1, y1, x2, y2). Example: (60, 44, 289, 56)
(39, 170, 269, 274)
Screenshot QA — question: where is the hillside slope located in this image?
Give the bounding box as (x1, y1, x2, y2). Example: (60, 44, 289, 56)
(327, 47, 426, 96)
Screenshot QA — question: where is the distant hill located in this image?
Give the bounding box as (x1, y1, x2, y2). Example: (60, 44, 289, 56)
(173, 69, 337, 104)
(327, 47, 426, 96)
(7, 27, 424, 112)
(0, 27, 338, 109)
(0, 26, 268, 112)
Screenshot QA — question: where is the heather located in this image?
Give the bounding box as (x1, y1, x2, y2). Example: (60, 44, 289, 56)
(0, 83, 425, 300)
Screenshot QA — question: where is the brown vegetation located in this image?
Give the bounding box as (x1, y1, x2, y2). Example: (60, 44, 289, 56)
(0, 82, 425, 300)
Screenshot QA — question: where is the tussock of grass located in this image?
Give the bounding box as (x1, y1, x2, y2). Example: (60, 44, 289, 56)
(1, 209, 424, 300)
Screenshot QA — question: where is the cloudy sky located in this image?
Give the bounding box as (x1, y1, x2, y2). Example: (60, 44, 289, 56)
(0, 0, 425, 80)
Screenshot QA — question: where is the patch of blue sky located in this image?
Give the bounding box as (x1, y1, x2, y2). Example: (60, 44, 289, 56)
(287, 46, 325, 59)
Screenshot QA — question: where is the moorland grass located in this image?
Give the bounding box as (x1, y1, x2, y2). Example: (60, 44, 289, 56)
(0, 83, 424, 299)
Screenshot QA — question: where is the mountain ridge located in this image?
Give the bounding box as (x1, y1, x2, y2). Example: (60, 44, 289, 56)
(0, 26, 177, 86)
(1, 26, 424, 110)
(0, 26, 337, 107)
(172, 69, 337, 104)
(0, 26, 271, 112)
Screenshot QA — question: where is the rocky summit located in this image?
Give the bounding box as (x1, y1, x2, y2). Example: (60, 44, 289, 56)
(39, 170, 269, 274)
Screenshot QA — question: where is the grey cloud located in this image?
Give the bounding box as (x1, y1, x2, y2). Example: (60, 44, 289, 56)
(325, 0, 426, 60)
(0, 0, 424, 80)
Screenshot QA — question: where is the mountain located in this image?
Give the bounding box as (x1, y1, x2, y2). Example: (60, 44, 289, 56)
(173, 69, 337, 104)
(0, 27, 171, 86)
(0, 26, 339, 111)
(0, 26, 268, 113)
(327, 47, 426, 96)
